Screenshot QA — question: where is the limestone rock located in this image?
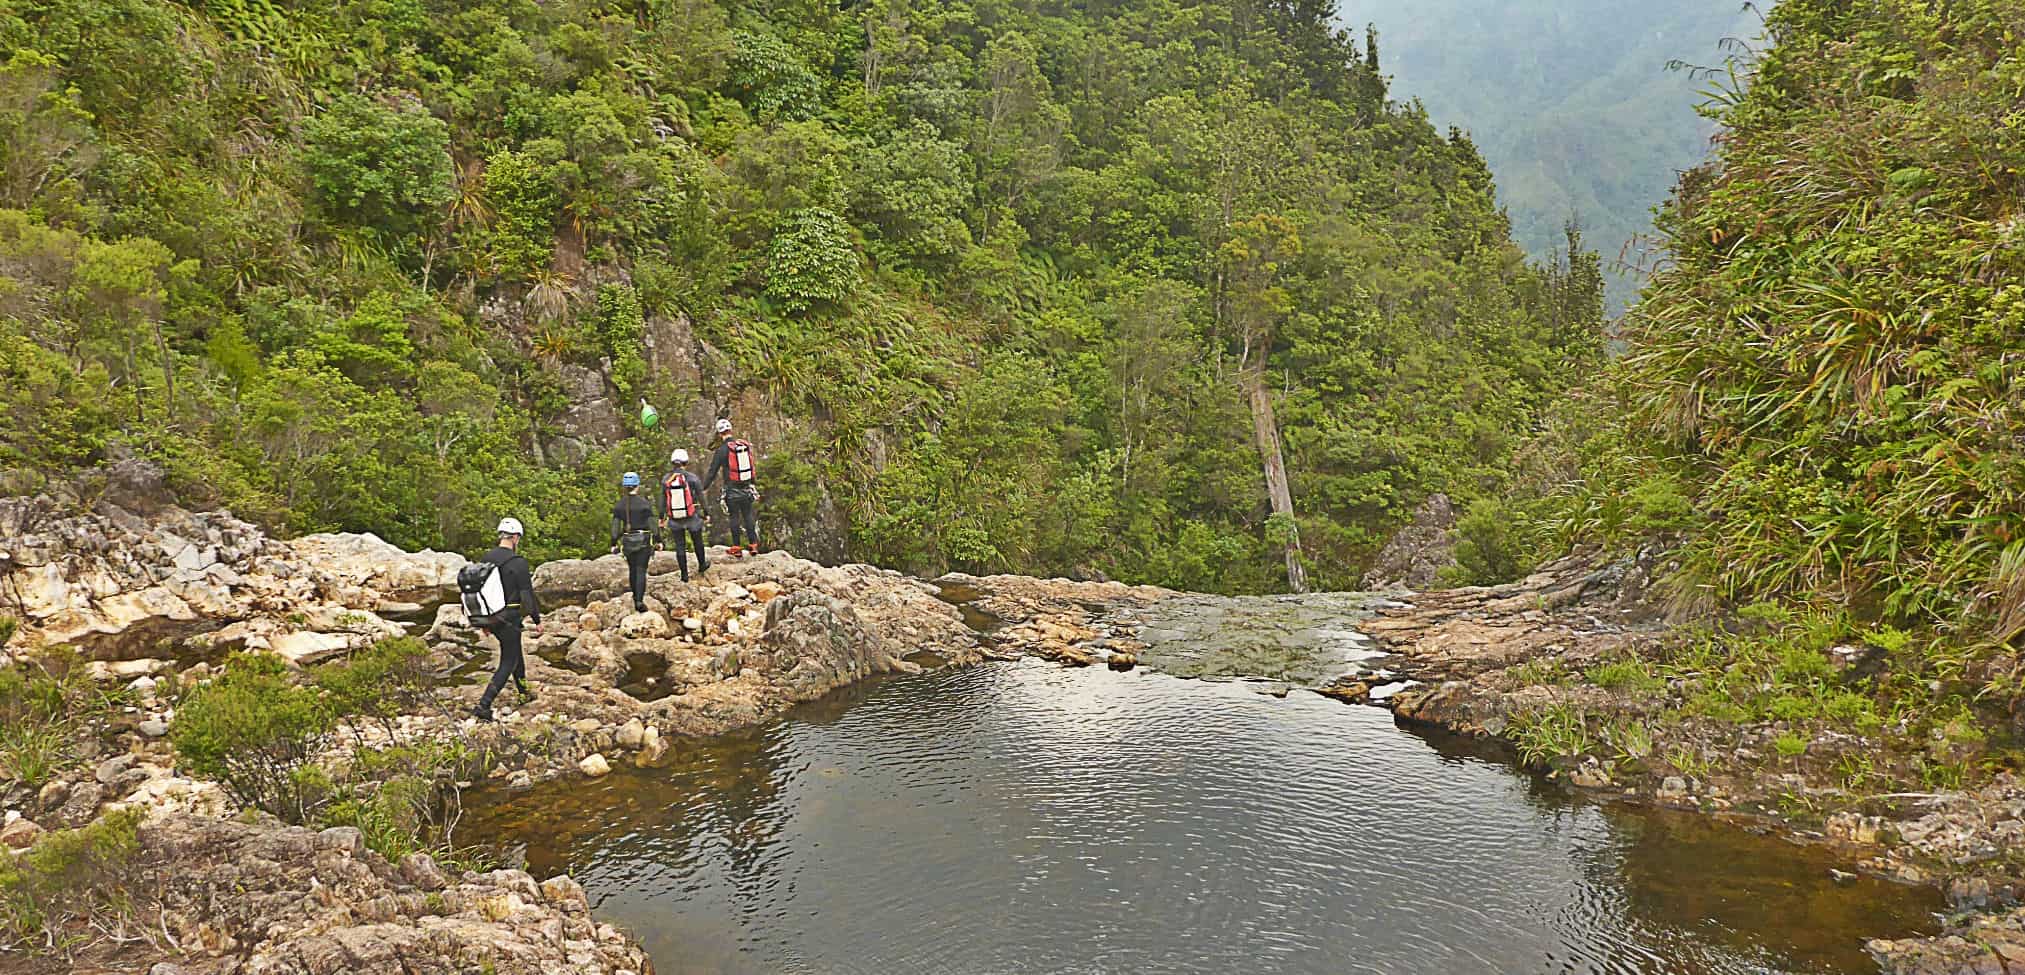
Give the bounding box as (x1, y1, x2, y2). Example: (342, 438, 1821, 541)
(578, 753, 612, 777)
(287, 532, 467, 593)
(0, 817, 43, 849)
(618, 611, 668, 640)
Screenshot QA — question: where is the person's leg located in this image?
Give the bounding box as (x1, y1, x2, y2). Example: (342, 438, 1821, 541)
(739, 497, 759, 551)
(728, 496, 754, 549)
(690, 526, 709, 573)
(628, 548, 649, 610)
(674, 530, 690, 581)
(477, 621, 522, 714)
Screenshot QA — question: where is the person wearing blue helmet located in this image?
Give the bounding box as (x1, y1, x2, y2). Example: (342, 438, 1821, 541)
(610, 470, 658, 613)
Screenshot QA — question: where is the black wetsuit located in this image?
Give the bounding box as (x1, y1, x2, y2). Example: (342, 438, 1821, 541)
(659, 469, 709, 580)
(475, 545, 541, 713)
(611, 493, 657, 610)
(701, 440, 759, 548)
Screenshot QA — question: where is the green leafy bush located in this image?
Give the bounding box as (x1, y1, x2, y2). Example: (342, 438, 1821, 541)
(765, 207, 860, 314)
(0, 807, 146, 953)
(303, 92, 454, 239)
(171, 653, 336, 822)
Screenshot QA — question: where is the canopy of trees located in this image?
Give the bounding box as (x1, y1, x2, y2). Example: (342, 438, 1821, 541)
(0, 0, 1602, 592)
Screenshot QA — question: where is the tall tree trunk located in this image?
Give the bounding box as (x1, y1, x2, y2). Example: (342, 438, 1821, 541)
(1243, 367, 1306, 593)
(152, 321, 175, 422)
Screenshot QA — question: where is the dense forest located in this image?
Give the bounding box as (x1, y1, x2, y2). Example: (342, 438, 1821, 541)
(0, 0, 1603, 592)
(1483, 0, 2025, 647)
(1334, 0, 1759, 311)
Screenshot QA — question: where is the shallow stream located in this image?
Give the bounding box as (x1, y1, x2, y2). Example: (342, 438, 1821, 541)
(459, 662, 1940, 974)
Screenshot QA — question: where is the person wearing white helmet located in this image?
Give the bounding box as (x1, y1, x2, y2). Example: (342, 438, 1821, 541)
(610, 471, 658, 612)
(473, 516, 541, 722)
(700, 417, 762, 557)
(659, 448, 709, 581)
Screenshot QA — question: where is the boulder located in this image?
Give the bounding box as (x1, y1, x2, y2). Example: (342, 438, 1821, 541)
(618, 612, 668, 640)
(0, 817, 43, 849)
(287, 533, 467, 593)
(578, 753, 612, 778)
(269, 631, 353, 666)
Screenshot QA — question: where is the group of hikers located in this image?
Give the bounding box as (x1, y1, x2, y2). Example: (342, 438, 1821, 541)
(457, 418, 763, 722)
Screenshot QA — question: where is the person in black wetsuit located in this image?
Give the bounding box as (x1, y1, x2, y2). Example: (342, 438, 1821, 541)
(700, 418, 761, 556)
(473, 517, 541, 722)
(659, 449, 710, 582)
(610, 471, 658, 612)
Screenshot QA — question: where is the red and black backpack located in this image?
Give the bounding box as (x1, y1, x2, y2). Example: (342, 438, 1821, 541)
(664, 472, 698, 518)
(726, 439, 756, 484)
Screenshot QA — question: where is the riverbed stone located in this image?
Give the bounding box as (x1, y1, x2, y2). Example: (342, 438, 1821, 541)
(578, 753, 611, 777)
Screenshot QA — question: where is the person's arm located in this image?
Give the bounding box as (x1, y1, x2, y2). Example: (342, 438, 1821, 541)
(610, 503, 625, 547)
(701, 444, 726, 491)
(514, 557, 541, 624)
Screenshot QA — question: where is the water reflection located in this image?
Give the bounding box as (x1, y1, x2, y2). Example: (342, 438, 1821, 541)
(459, 664, 1939, 975)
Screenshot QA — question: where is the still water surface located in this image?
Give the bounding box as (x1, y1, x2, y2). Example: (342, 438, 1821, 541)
(459, 662, 1939, 975)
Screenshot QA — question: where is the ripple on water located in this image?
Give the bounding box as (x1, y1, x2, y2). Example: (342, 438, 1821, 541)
(457, 665, 1941, 975)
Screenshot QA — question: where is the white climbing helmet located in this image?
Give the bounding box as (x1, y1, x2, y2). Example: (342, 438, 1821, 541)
(670, 448, 690, 464)
(715, 418, 733, 434)
(496, 517, 525, 536)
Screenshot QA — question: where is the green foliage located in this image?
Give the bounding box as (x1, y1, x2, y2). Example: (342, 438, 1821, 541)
(1510, 704, 1593, 767)
(1617, 0, 2025, 636)
(172, 652, 337, 822)
(173, 642, 482, 862)
(0, 808, 146, 954)
(728, 29, 823, 121)
(0, 0, 1608, 595)
(765, 207, 860, 314)
(0, 652, 118, 789)
(303, 93, 455, 240)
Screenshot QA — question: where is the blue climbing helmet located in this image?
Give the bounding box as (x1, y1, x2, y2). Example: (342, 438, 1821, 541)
(622, 471, 641, 488)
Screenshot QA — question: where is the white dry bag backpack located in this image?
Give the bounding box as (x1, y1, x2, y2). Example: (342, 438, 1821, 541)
(459, 561, 508, 627)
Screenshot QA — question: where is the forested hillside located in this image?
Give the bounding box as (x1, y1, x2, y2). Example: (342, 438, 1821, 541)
(0, 0, 1601, 592)
(1333, 0, 1759, 310)
(1487, 0, 2025, 642)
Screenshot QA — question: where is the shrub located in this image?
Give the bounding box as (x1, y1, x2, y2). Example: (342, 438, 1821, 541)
(171, 653, 336, 822)
(311, 636, 435, 742)
(0, 807, 146, 953)
(765, 207, 860, 313)
(303, 92, 454, 238)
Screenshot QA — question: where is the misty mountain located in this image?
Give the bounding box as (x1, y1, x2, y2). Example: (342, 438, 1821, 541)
(1334, 0, 1764, 310)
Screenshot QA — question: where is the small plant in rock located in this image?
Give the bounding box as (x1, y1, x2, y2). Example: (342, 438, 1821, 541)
(0, 615, 17, 648)
(0, 651, 114, 788)
(1510, 704, 1593, 767)
(1606, 720, 1656, 765)
(1772, 731, 1809, 758)
(0, 807, 147, 955)
(1666, 745, 1712, 781)
(1586, 656, 1665, 696)
(1507, 658, 1568, 688)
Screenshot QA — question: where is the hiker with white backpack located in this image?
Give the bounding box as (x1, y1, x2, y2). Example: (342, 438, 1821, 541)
(458, 517, 542, 722)
(699, 417, 762, 556)
(659, 449, 710, 582)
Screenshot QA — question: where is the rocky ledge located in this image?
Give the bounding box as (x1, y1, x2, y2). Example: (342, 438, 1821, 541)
(18, 817, 651, 975)
(2, 493, 463, 668)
